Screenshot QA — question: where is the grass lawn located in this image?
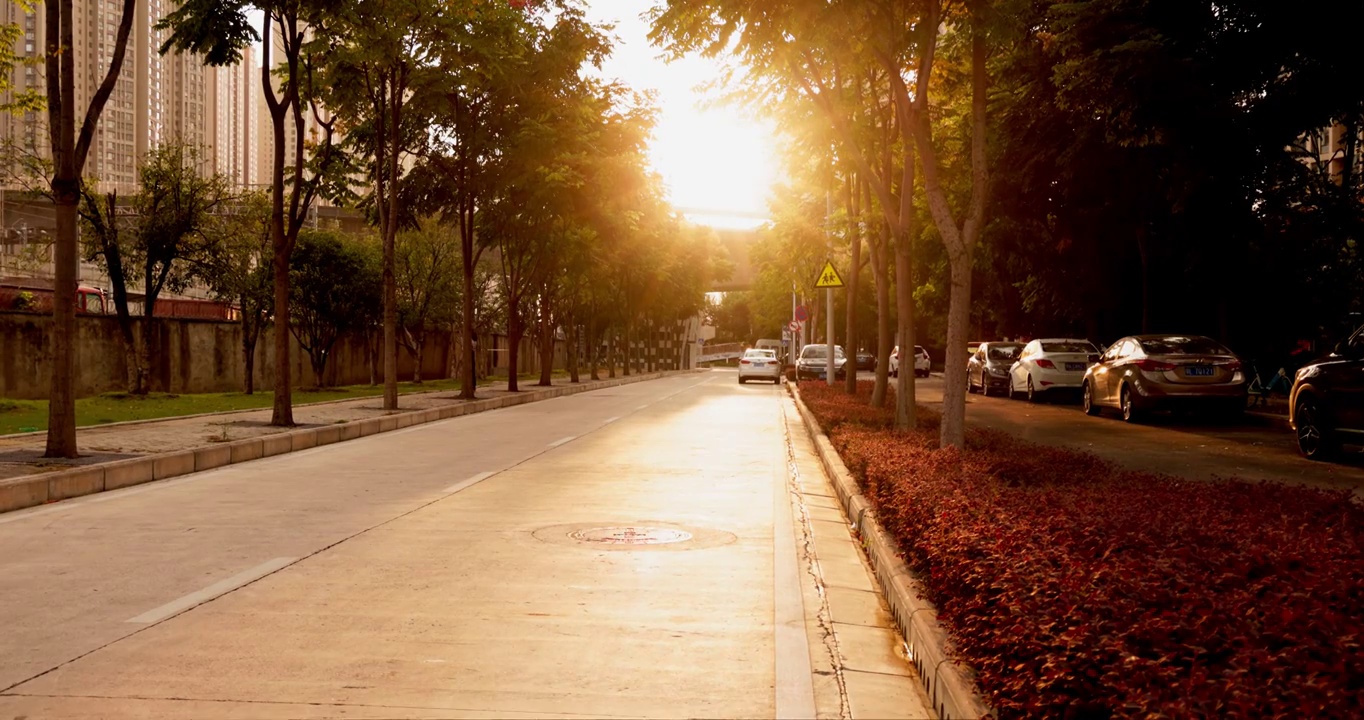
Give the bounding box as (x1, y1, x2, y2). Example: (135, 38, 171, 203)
(0, 378, 466, 436)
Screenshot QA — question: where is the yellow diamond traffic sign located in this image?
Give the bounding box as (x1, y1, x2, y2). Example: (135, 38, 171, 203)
(815, 260, 844, 288)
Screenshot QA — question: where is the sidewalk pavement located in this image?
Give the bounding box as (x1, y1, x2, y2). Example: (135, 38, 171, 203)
(0, 374, 648, 482)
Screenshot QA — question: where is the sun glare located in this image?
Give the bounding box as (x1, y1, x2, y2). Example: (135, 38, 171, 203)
(586, 1, 777, 229)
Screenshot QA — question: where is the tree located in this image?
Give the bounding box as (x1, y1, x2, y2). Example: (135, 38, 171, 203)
(78, 142, 232, 396)
(206, 191, 274, 394)
(394, 220, 460, 383)
(289, 231, 381, 387)
(43, 0, 137, 457)
(319, 0, 443, 409)
(159, 0, 341, 426)
(78, 186, 141, 393)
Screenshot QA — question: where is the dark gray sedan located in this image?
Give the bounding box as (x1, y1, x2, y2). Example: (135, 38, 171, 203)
(1082, 335, 1247, 422)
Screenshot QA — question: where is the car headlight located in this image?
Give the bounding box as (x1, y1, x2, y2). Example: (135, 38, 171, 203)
(988, 366, 1008, 376)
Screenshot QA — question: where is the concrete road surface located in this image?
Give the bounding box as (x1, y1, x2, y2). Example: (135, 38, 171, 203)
(895, 374, 1363, 493)
(0, 371, 931, 719)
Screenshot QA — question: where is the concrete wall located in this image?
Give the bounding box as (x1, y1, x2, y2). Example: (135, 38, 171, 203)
(0, 311, 699, 399)
(0, 311, 456, 399)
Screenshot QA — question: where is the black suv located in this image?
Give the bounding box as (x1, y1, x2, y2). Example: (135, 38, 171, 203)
(1290, 328, 1364, 460)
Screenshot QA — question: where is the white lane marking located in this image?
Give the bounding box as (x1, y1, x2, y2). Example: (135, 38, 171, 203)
(547, 436, 576, 448)
(603, 416, 621, 425)
(635, 404, 648, 411)
(127, 557, 296, 624)
(774, 409, 817, 718)
(443, 471, 496, 494)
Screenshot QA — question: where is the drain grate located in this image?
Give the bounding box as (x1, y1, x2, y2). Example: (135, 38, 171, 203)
(568, 526, 693, 545)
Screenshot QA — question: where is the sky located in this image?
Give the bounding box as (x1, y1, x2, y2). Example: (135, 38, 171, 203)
(581, 1, 778, 228)
(249, 2, 779, 228)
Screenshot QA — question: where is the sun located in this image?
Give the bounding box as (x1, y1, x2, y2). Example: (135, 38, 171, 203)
(650, 106, 778, 229)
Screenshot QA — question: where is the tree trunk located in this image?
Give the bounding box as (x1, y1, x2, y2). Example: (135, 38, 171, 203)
(567, 322, 580, 383)
(940, 253, 972, 447)
(869, 223, 892, 409)
(243, 332, 257, 395)
(588, 318, 600, 380)
(622, 323, 631, 376)
(845, 193, 862, 395)
(607, 327, 616, 378)
(507, 307, 522, 392)
(538, 295, 554, 386)
(413, 334, 425, 384)
(459, 236, 477, 399)
(311, 348, 327, 389)
(270, 234, 293, 424)
(894, 241, 916, 430)
(45, 189, 79, 457)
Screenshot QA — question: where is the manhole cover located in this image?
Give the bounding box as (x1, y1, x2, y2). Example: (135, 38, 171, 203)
(569, 526, 693, 545)
(532, 522, 735, 551)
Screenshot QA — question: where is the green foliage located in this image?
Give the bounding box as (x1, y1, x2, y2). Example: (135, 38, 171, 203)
(290, 230, 383, 385)
(154, 0, 259, 66)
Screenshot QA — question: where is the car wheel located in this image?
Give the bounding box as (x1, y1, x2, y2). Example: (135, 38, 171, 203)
(1120, 385, 1142, 423)
(738, 377, 746, 384)
(1295, 396, 1338, 460)
(1083, 381, 1101, 416)
(1026, 376, 1038, 403)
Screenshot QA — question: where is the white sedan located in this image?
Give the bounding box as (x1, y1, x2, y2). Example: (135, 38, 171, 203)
(738, 349, 782, 384)
(889, 345, 932, 377)
(1008, 338, 1100, 402)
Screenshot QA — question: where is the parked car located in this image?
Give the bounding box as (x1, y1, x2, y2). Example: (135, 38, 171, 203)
(967, 342, 1024, 396)
(1289, 328, 1364, 460)
(1082, 335, 1246, 422)
(738, 348, 782, 384)
(1008, 338, 1100, 402)
(887, 345, 931, 378)
(855, 350, 876, 371)
(796, 344, 847, 381)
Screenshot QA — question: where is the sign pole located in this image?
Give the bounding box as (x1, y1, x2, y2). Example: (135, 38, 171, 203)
(826, 286, 834, 386)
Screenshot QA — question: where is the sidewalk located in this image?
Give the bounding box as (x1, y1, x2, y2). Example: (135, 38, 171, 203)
(0, 373, 668, 483)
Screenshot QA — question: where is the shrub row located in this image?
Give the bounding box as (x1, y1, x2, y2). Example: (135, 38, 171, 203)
(798, 380, 1364, 719)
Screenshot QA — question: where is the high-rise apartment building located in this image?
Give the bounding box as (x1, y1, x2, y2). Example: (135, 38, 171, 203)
(0, 1, 263, 194)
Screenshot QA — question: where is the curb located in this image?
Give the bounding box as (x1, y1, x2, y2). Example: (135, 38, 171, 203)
(0, 376, 547, 440)
(1, 370, 699, 515)
(789, 385, 992, 720)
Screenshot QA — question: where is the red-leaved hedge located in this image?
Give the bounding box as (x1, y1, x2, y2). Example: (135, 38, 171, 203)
(798, 380, 1364, 719)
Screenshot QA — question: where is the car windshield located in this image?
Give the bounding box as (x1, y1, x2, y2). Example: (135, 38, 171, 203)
(987, 344, 1023, 362)
(744, 350, 776, 359)
(801, 346, 845, 360)
(914, 346, 926, 354)
(1139, 336, 1231, 356)
(1041, 341, 1096, 354)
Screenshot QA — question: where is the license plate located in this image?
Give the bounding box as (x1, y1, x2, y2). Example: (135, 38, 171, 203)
(752, 362, 765, 367)
(1064, 362, 1085, 371)
(1186, 366, 1214, 377)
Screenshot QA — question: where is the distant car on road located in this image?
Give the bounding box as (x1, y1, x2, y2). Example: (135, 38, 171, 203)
(855, 350, 876, 371)
(887, 345, 931, 378)
(796, 344, 847, 381)
(1082, 335, 1247, 422)
(1289, 328, 1364, 460)
(967, 342, 1024, 396)
(738, 349, 782, 384)
(1008, 338, 1100, 402)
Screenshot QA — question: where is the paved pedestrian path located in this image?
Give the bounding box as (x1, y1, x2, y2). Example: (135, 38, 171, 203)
(0, 374, 645, 481)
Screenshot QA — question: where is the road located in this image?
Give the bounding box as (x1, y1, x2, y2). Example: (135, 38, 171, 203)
(895, 373, 1364, 493)
(0, 371, 930, 719)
